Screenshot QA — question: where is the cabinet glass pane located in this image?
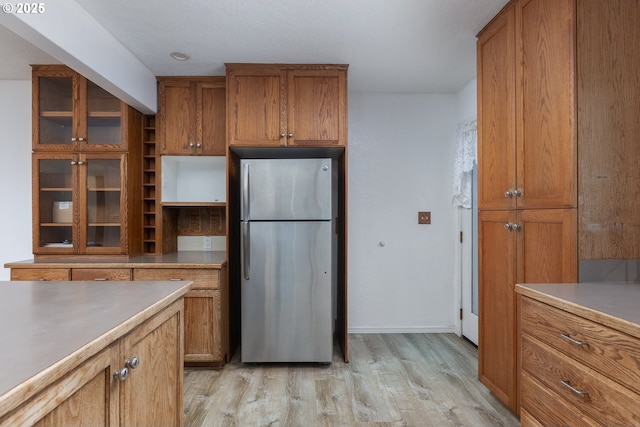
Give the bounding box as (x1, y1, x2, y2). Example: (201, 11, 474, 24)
(38, 159, 73, 248)
(86, 159, 121, 248)
(38, 77, 73, 146)
(87, 81, 122, 146)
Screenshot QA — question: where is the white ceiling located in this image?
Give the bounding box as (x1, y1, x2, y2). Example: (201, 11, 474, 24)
(1, 0, 508, 93)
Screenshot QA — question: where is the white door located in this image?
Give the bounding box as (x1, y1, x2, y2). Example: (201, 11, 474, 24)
(461, 165, 478, 345)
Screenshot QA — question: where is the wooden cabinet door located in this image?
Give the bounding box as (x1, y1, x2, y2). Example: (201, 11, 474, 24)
(227, 66, 287, 147)
(517, 0, 576, 209)
(477, 4, 517, 210)
(120, 300, 183, 427)
(184, 289, 227, 364)
(5, 344, 120, 427)
(287, 69, 347, 147)
(478, 209, 518, 411)
(79, 153, 127, 255)
(158, 79, 193, 155)
(198, 80, 226, 155)
(517, 208, 576, 284)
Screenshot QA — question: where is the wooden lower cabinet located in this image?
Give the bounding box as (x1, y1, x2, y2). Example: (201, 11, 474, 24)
(9, 263, 229, 367)
(519, 292, 640, 426)
(478, 208, 576, 412)
(2, 299, 183, 427)
(132, 267, 228, 366)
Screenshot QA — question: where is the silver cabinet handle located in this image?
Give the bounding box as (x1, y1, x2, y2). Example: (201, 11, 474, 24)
(560, 379, 589, 397)
(513, 189, 521, 197)
(78, 137, 85, 142)
(93, 278, 107, 281)
(71, 137, 77, 142)
(288, 133, 293, 137)
(189, 142, 195, 148)
(70, 160, 77, 165)
(113, 367, 129, 381)
(504, 223, 512, 230)
(280, 133, 286, 138)
(505, 190, 512, 198)
(196, 142, 202, 148)
(77, 161, 84, 165)
(242, 222, 250, 280)
(169, 278, 183, 281)
(512, 224, 521, 231)
(560, 333, 588, 347)
(125, 357, 140, 370)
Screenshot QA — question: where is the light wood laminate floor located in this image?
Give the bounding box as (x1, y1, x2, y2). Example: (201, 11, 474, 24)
(184, 333, 519, 427)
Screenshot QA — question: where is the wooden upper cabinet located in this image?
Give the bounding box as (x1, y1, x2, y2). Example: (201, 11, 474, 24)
(477, 3, 516, 210)
(477, 0, 576, 210)
(32, 65, 129, 152)
(158, 77, 226, 156)
(226, 64, 348, 148)
(517, 0, 576, 209)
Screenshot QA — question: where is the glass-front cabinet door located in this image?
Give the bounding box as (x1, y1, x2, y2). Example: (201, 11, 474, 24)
(33, 65, 125, 151)
(33, 153, 126, 255)
(80, 155, 125, 253)
(33, 154, 77, 253)
(35, 70, 78, 149)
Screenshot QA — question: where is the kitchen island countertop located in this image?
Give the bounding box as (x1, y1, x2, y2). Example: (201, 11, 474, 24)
(516, 282, 640, 340)
(0, 280, 193, 417)
(4, 250, 227, 269)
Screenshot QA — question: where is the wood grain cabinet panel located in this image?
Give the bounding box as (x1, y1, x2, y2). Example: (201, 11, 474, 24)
(158, 77, 226, 156)
(71, 268, 132, 281)
(132, 267, 228, 366)
(10, 268, 71, 281)
(226, 64, 347, 148)
(519, 290, 640, 426)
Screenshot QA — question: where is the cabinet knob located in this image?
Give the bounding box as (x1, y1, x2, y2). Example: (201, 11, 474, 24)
(113, 367, 129, 381)
(512, 223, 521, 231)
(288, 133, 294, 138)
(77, 161, 85, 165)
(196, 142, 202, 148)
(125, 356, 140, 370)
(71, 137, 77, 142)
(504, 191, 512, 198)
(78, 137, 85, 142)
(513, 189, 521, 197)
(504, 223, 512, 230)
(280, 133, 286, 138)
(189, 142, 195, 148)
(70, 161, 77, 165)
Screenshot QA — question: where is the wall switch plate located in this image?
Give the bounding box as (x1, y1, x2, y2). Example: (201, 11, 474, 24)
(203, 236, 212, 250)
(418, 211, 431, 224)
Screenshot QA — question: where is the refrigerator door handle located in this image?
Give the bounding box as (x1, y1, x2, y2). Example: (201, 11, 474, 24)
(242, 162, 250, 221)
(242, 222, 250, 280)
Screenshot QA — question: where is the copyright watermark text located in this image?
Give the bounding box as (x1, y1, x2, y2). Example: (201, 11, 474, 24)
(2, 3, 45, 14)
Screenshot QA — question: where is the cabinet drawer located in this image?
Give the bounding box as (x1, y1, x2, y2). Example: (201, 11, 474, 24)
(133, 268, 219, 289)
(520, 371, 599, 427)
(71, 268, 132, 281)
(10, 268, 71, 281)
(522, 335, 640, 426)
(521, 297, 640, 394)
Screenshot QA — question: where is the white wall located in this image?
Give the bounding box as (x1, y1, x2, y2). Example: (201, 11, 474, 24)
(348, 93, 458, 332)
(0, 81, 33, 279)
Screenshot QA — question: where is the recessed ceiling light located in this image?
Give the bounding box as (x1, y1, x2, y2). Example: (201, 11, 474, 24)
(170, 52, 189, 61)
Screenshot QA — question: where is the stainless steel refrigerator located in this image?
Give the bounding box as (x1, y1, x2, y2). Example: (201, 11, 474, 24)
(240, 158, 333, 363)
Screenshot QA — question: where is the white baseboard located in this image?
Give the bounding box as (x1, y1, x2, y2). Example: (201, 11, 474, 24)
(348, 325, 457, 334)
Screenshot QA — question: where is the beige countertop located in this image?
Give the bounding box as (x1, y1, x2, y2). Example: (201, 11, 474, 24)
(4, 250, 227, 269)
(516, 282, 640, 339)
(0, 280, 192, 413)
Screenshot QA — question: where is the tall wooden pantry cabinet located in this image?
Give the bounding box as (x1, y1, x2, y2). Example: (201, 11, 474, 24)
(477, 0, 577, 413)
(478, 0, 640, 415)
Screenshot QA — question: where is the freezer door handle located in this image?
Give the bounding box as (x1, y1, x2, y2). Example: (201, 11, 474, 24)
(242, 162, 250, 221)
(242, 222, 250, 280)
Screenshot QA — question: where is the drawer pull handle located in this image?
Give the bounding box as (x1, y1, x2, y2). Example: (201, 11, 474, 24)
(560, 333, 588, 347)
(560, 379, 589, 398)
(93, 278, 107, 281)
(169, 278, 183, 281)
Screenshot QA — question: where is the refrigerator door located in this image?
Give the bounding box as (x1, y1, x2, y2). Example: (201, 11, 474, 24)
(241, 220, 333, 362)
(241, 158, 331, 221)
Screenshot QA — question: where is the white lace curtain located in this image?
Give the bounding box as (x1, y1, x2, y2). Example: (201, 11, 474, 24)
(452, 118, 477, 208)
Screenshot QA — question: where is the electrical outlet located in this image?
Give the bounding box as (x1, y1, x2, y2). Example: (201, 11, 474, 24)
(418, 211, 431, 224)
(203, 236, 212, 250)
